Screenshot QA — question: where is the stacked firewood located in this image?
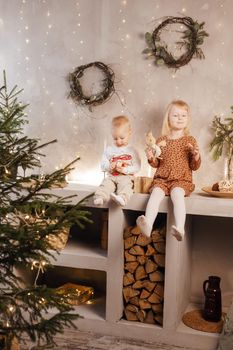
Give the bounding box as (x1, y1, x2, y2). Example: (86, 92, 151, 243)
(123, 225, 166, 325)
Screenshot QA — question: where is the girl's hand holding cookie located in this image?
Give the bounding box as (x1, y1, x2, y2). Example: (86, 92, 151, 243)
(145, 147, 155, 161)
(187, 143, 200, 161)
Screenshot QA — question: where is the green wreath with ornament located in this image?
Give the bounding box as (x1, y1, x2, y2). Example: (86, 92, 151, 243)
(142, 16, 209, 69)
(68, 61, 115, 108)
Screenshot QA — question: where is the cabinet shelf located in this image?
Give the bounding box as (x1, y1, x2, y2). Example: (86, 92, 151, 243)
(26, 185, 233, 350)
(51, 241, 107, 270)
(48, 295, 106, 321)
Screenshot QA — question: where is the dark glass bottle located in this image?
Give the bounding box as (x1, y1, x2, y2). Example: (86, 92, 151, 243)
(203, 276, 222, 322)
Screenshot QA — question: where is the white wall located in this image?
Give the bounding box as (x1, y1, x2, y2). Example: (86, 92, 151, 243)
(1, 0, 233, 187)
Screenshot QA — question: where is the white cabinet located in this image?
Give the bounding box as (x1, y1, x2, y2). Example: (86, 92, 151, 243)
(47, 184, 233, 350)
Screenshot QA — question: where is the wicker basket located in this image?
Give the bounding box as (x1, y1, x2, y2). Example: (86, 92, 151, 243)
(46, 227, 70, 250)
(134, 176, 153, 194)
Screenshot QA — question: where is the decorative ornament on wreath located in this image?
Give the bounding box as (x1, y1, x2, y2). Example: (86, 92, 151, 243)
(142, 16, 209, 69)
(68, 61, 115, 109)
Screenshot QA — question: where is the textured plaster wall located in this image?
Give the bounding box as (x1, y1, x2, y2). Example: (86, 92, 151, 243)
(0, 0, 233, 187)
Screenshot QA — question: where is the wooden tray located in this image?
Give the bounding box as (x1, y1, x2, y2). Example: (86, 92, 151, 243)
(202, 186, 233, 198)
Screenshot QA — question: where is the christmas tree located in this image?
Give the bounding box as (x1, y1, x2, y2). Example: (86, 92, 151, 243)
(0, 71, 92, 350)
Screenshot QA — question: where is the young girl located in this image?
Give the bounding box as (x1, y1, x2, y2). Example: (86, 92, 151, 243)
(137, 100, 201, 241)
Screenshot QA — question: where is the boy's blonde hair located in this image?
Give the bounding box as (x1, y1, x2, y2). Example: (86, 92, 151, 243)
(161, 100, 191, 136)
(112, 115, 131, 130)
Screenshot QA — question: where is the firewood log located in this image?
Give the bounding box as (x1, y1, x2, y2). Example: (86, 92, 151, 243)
(151, 230, 164, 243)
(140, 289, 151, 299)
(145, 244, 156, 256)
(135, 265, 147, 280)
(149, 271, 164, 282)
(154, 283, 164, 298)
(131, 226, 141, 235)
(125, 304, 139, 313)
(145, 259, 158, 274)
(152, 303, 163, 313)
(159, 226, 166, 237)
(137, 255, 147, 265)
(154, 254, 165, 267)
(136, 234, 151, 246)
(148, 292, 161, 304)
(154, 242, 165, 254)
(125, 250, 137, 262)
(124, 309, 138, 321)
(124, 236, 137, 249)
(124, 261, 139, 273)
(145, 310, 156, 324)
(129, 296, 140, 306)
(132, 280, 144, 289)
(154, 314, 163, 325)
(142, 280, 156, 292)
(136, 309, 146, 322)
(123, 272, 135, 286)
(139, 299, 151, 310)
(129, 245, 145, 256)
(123, 226, 133, 239)
(123, 287, 140, 302)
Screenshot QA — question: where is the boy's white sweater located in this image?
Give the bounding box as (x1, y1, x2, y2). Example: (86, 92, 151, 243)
(100, 145, 141, 175)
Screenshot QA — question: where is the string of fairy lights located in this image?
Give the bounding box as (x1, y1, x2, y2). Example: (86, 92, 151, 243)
(0, 0, 232, 183)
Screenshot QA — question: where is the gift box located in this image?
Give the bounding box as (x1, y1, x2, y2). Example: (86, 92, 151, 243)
(56, 283, 94, 305)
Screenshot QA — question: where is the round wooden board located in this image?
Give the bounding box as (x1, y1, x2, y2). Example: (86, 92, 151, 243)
(182, 309, 225, 333)
(202, 186, 233, 198)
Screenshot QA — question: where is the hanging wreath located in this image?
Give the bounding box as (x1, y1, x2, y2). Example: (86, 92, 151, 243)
(68, 61, 115, 107)
(142, 16, 209, 69)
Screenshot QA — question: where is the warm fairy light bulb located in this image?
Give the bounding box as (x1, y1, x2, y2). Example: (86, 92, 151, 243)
(25, 214, 30, 219)
(25, 25, 29, 30)
(25, 38, 30, 44)
(8, 305, 15, 313)
(122, 18, 126, 23)
(47, 11, 51, 17)
(181, 8, 186, 13)
(48, 24, 52, 29)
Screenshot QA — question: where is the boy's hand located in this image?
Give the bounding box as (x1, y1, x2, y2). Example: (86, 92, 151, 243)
(109, 161, 117, 171)
(187, 143, 200, 161)
(116, 164, 125, 173)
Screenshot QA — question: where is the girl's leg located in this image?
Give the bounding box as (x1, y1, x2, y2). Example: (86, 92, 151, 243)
(170, 187, 186, 241)
(136, 187, 165, 237)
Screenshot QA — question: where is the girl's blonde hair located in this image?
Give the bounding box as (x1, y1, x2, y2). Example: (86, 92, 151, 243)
(161, 100, 191, 136)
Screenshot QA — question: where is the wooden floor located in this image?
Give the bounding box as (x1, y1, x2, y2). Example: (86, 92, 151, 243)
(22, 330, 200, 350)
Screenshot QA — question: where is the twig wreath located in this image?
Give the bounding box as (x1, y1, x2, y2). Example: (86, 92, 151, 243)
(142, 16, 209, 69)
(68, 61, 115, 108)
